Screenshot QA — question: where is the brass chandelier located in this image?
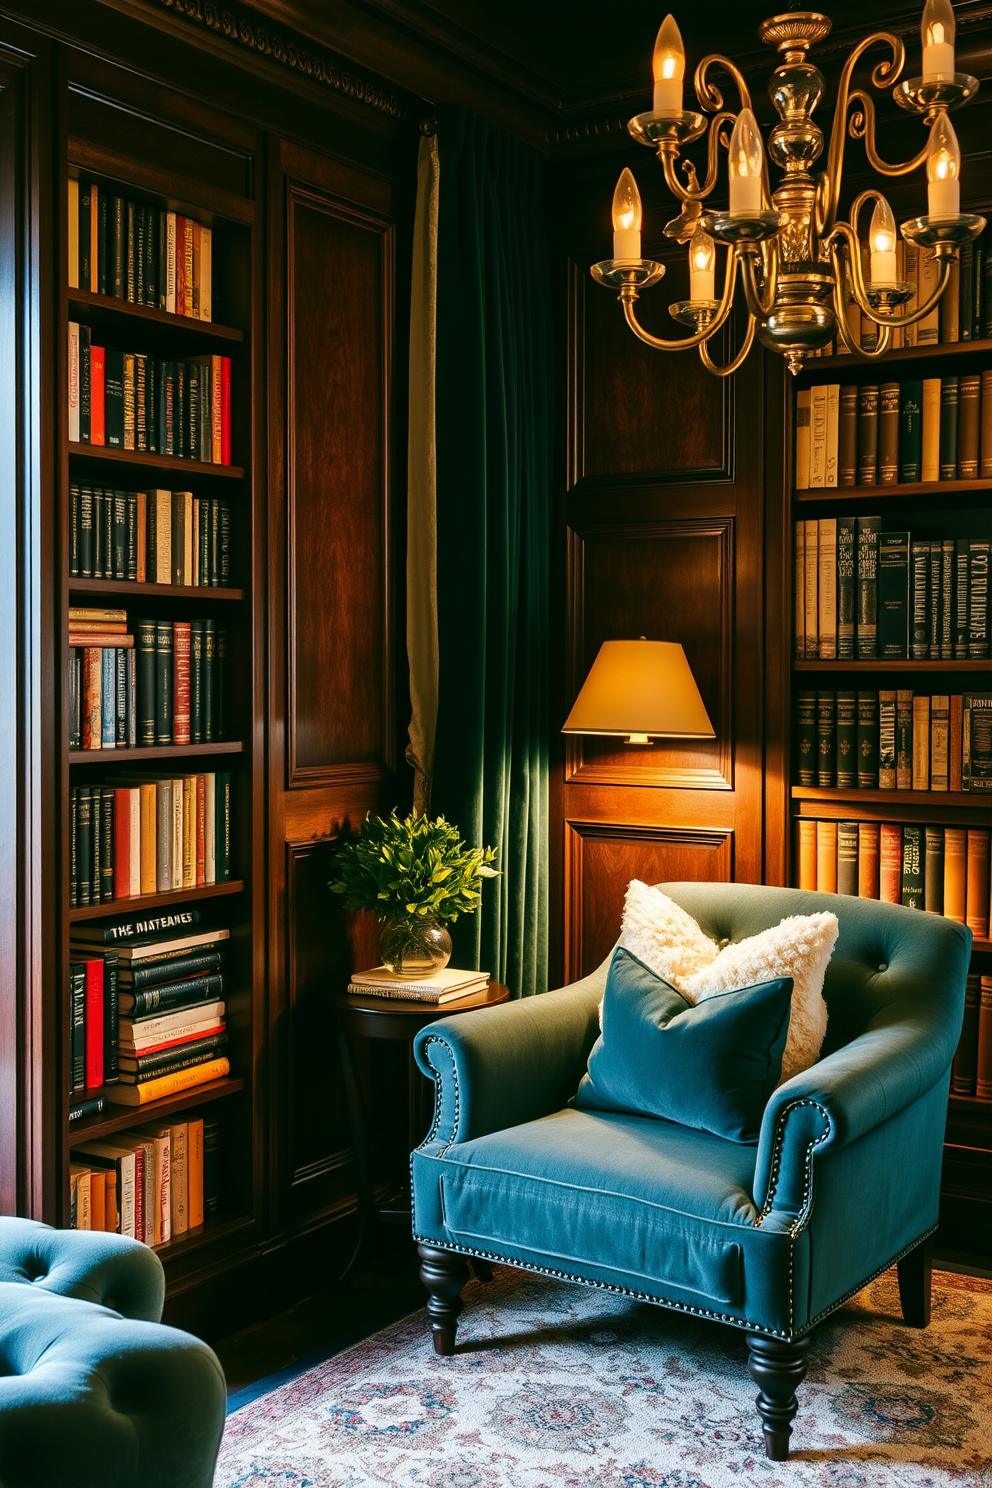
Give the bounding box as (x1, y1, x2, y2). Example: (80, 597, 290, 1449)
(591, 2, 984, 376)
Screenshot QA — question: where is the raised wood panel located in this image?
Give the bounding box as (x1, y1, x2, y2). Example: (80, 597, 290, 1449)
(572, 256, 730, 489)
(567, 519, 733, 789)
(286, 183, 393, 785)
(565, 821, 732, 980)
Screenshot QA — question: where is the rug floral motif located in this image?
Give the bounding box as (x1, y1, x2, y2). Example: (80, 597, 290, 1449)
(215, 1266, 992, 1488)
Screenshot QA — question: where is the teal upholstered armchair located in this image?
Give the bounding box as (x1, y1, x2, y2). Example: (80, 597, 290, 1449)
(411, 883, 970, 1461)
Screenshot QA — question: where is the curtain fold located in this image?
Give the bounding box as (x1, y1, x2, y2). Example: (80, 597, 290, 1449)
(428, 107, 553, 999)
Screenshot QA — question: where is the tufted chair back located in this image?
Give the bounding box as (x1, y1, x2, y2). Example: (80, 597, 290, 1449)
(658, 881, 971, 1063)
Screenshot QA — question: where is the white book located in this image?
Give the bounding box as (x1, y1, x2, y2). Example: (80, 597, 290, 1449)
(351, 966, 490, 994)
(922, 378, 941, 481)
(795, 521, 806, 659)
(127, 787, 141, 898)
(73, 927, 230, 962)
(170, 776, 183, 891)
(199, 225, 212, 321)
(918, 248, 940, 344)
(817, 516, 837, 660)
(166, 213, 177, 315)
(825, 383, 839, 488)
(68, 321, 80, 442)
(68, 179, 79, 289)
(204, 772, 216, 885)
(804, 518, 819, 658)
(149, 489, 173, 584)
(903, 242, 919, 348)
(156, 779, 172, 893)
(120, 1001, 226, 1048)
(810, 385, 828, 487)
(795, 388, 811, 489)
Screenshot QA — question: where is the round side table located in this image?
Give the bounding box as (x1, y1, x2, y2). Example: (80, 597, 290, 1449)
(331, 981, 510, 1280)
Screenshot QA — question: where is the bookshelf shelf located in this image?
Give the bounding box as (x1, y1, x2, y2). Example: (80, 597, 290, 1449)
(68, 288, 244, 342)
(791, 787, 992, 809)
(795, 477, 992, 504)
(799, 337, 992, 375)
(68, 740, 243, 763)
(154, 1213, 253, 1263)
(794, 659, 992, 672)
(69, 579, 245, 601)
(69, 879, 244, 922)
(949, 1091, 992, 1111)
(68, 443, 245, 480)
(69, 1077, 245, 1141)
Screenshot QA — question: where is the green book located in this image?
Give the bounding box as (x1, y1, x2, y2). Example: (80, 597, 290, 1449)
(924, 828, 945, 914)
(898, 380, 923, 481)
(135, 618, 157, 747)
(856, 690, 879, 789)
(901, 824, 924, 909)
(76, 786, 93, 906)
(835, 690, 857, 789)
(878, 530, 909, 659)
(155, 619, 173, 745)
(816, 690, 835, 787)
(796, 691, 817, 786)
(939, 375, 959, 479)
(836, 515, 857, 659)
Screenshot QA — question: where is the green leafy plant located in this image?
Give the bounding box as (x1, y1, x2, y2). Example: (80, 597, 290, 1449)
(329, 810, 499, 923)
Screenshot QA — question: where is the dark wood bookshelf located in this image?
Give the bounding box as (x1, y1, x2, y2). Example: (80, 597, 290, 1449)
(69, 578, 245, 601)
(795, 477, 992, 503)
(69, 879, 244, 922)
(68, 740, 243, 763)
(69, 1077, 245, 1141)
(949, 1091, 992, 1111)
(792, 787, 992, 809)
(794, 659, 992, 672)
(67, 288, 244, 342)
(68, 443, 244, 480)
(152, 1214, 253, 1264)
(800, 336, 992, 375)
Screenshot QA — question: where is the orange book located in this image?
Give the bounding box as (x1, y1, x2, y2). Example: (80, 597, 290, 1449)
(880, 823, 903, 903)
(857, 821, 880, 898)
(797, 820, 817, 890)
(104, 1056, 230, 1106)
(186, 1117, 204, 1229)
(949, 694, 963, 792)
(816, 820, 837, 893)
(88, 1169, 106, 1231)
(139, 782, 157, 895)
(191, 219, 201, 318)
(136, 492, 146, 584)
(89, 183, 99, 292)
(104, 1169, 118, 1234)
(90, 345, 105, 446)
(944, 827, 968, 923)
(82, 648, 102, 750)
(211, 355, 223, 463)
(220, 355, 231, 464)
(977, 978, 992, 1099)
(966, 829, 990, 938)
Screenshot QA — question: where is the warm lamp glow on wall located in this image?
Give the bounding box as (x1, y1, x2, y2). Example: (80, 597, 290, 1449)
(562, 639, 715, 746)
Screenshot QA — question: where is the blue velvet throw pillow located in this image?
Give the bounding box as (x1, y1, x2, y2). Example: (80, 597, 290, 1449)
(573, 946, 794, 1144)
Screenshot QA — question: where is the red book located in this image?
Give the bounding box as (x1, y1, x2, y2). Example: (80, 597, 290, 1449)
(220, 356, 231, 464)
(173, 621, 191, 744)
(123, 1023, 225, 1057)
(880, 824, 903, 904)
(84, 959, 104, 1089)
(90, 345, 105, 446)
(211, 356, 222, 464)
(175, 216, 187, 317)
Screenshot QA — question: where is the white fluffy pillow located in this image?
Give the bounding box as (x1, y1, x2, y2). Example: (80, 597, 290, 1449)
(619, 881, 838, 1083)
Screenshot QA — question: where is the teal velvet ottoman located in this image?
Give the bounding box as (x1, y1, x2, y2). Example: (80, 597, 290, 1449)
(411, 884, 970, 1460)
(0, 1217, 226, 1488)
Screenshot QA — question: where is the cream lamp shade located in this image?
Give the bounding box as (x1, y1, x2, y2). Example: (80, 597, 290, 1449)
(562, 639, 715, 746)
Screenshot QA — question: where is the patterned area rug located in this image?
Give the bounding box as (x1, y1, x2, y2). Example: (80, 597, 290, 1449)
(215, 1265, 992, 1488)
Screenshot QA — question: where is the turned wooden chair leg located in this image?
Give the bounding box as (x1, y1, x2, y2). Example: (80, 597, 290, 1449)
(897, 1236, 932, 1328)
(418, 1244, 470, 1355)
(745, 1333, 810, 1461)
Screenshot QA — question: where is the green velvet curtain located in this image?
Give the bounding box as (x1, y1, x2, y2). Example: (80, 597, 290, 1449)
(429, 107, 552, 999)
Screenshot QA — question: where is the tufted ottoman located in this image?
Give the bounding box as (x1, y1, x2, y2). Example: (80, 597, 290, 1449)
(0, 1218, 225, 1488)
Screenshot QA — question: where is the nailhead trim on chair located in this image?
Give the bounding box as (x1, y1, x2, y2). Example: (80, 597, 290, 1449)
(756, 1098, 833, 1236)
(419, 1036, 459, 1153)
(803, 1226, 938, 1330)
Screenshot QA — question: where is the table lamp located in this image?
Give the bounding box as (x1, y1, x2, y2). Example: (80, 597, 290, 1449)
(562, 638, 715, 746)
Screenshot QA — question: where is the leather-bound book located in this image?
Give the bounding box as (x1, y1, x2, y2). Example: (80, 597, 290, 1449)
(980, 370, 992, 478)
(921, 377, 941, 481)
(968, 542, 990, 660)
(795, 388, 811, 489)
(940, 376, 960, 480)
(837, 821, 859, 896)
(805, 518, 819, 658)
(878, 382, 900, 483)
(958, 372, 981, 478)
(930, 694, 950, 791)
(880, 823, 903, 904)
(910, 540, 930, 660)
(856, 690, 879, 788)
(912, 695, 930, 790)
(901, 824, 924, 909)
(857, 821, 880, 899)
(943, 827, 968, 922)
(950, 693, 963, 792)
(941, 255, 960, 342)
(835, 690, 857, 788)
(878, 690, 897, 788)
(857, 383, 879, 485)
(795, 690, 817, 785)
(929, 538, 943, 659)
(951, 974, 981, 1094)
(838, 385, 858, 486)
(797, 819, 817, 891)
(961, 242, 974, 340)
(816, 690, 836, 787)
(817, 516, 837, 659)
(878, 530, 909, 658)
(896, 689, 914, 789)
(924, 826, 945, 914)
(816, 820, 837, 893)
(941, 539, 954, 660)
(976, 977, 992, 1099)
(898, 380, 923, 482)
(954, 539, 970, 658)
(856, 515, 880, 659)
(918, 249, 940, 344)
(794, 521, 805, 658)
(966, 828, 991, 937)
(836, 515, 857, 659)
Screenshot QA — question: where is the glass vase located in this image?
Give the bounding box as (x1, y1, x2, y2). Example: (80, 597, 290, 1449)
(378, 916, 452, 978)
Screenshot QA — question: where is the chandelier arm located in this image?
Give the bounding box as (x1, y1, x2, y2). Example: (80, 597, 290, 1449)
(827, 221, 952, 327)
(847, 90, 930, 177)
(693, 55, 753, 116)
(739, 239, 779, 320)
(621, 251, 737, 351)
(699, 314, 756, 376)
(816, 31, 906, 239)
(658, 111, 735, 202)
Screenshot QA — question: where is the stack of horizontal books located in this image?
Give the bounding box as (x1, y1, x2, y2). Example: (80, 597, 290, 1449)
(348, 966, 490, 1005)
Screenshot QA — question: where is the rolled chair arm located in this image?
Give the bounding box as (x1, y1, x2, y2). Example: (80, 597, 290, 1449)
(413, 962, 609, 1148)
(0, 1218, 165, 1322)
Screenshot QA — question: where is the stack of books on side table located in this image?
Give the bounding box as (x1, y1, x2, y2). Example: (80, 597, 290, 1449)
(349, 967, 490, 1005)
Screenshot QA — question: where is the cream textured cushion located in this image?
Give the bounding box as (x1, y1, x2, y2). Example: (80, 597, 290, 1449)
(619, 880, 838, 1082)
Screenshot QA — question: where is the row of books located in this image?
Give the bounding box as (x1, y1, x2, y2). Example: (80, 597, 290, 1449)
(797, 819, 992, 933)
(796, 377, 989, 490)
(68, 327, 232, 463)
(69, 913, 230, 1098)
(954, 976, 992, 1101)
(69, 487, 232, 586)
(69, 611, 228, 750)
(795, 519, 992, 661)
(806, 231, 991, 356)
(797, 691, 992, 793)
(70, 1115, 222, 1244)
(69, 773, 232, 907)
(68, 179, 214, 322)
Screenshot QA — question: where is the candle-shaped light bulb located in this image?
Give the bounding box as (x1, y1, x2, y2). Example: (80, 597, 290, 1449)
(728, 108, 764, 216)
(652, 15, 685, 116)
(922, 0, 955, 81)
(688, 225, 715, 301)
(927, 111, 961, 218)
(612, 168, 643, 260)
(869, 196, 898, 283)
